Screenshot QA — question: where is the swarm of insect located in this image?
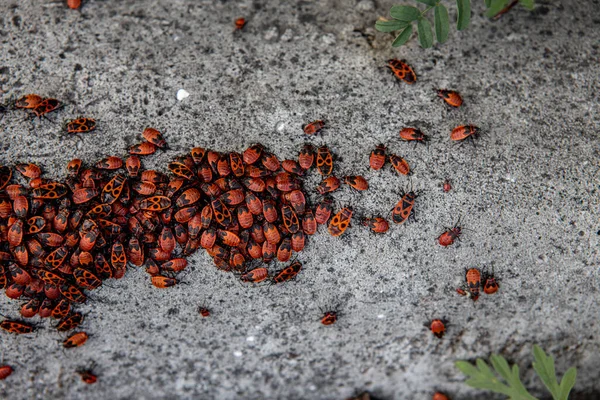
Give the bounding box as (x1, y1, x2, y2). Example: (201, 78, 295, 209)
(0, 129, 320, 335)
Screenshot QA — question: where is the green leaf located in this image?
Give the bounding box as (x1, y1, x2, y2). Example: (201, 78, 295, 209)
(485, 0, 511, 18)
(392, 24, 413, 47)
(491, 354, 513, 382)
(415, 0, 438, 5)
(375, 18, 410, 32)
(476, 359, 496, 379)
(434, 4, 449, 43)
(533, 345, 560, 398)
(455, 361, 480, 377)
(519, 0, 535, 10)
(417, 18, 433, 48)
(485, 0, 492, 6)
(558, 367, 577, 400)
(456, 0, 471, 30)
(390, 5, 421, 21)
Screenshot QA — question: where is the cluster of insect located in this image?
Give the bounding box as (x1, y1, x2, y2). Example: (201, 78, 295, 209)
(0, 121, 377, 381)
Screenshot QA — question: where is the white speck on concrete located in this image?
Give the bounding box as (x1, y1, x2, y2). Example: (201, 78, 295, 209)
(176, 89, 189, 101)
(233, 351, 243, 357)
(264, 27, 279, 41)
(281, 29, 294, 42)
(322, 33, 336, 45)
(246, 336, 255, 342)
(356, 0, 375, 11)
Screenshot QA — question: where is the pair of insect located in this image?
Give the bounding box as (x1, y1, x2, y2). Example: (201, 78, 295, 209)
(456, 267, 500, 301)
(240, 261, 303, 284)
(316, 175, 369, 195)
(128, 128, 168, 156)
(400, 125, 480, 143)
(386, 59, 463, 109)
(13, 93, 97, 134)
(369, 144, 411, 175)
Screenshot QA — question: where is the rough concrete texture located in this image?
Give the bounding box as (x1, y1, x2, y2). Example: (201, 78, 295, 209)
(1, 0, 599, 399)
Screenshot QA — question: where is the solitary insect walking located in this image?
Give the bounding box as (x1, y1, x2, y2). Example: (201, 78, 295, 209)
(320, 311, 337, 326)
(66, 118, 96, 134)
(399, 128, 427, 143)
(303, 120, 325, 135)
(387, 59, 416, 84)
(369, 144, 386, 170)
(234, 18, 246, 30)
(437, 89, 463, 108)
(429, 319, 447, 339)
(392, 191, 416, 225)
(450, 125, 480, 142)
(438, 220, 463, 247)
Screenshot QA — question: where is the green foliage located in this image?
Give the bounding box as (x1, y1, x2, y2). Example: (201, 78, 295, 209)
(455, 345, 577, 400)
(375, 0, 536, 49)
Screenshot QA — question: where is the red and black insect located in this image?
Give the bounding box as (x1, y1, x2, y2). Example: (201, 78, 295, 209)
(389, 154, 410, 175)
(399, 128, 427, 143)
(362, 217, 389, 233)
(234, 17, 246, 30)
(328, 207, 352, 237)
(450, 125, 480, 142)
(437, 89, 463, 107)
(369, 144, 386, 170)
(151, 276, 178, 288)
(272, 261, 302, 284)
(129, 142, 157, 156)
(142, 127, 167, 148)
(483, 269, 499, 295)
(198, 306, 210, 317)
(392, 190, 416, 225)
(315, 146, 334, 176)
(387, 59, 416, 84)
(241, 267, 268, 283)
(344, 176, 368, 191)
(63, 332, 89, 348)
(438, 219, 463, 247)
(316, 176, 340, 195)
(32, 98, 62, 118)
(67, 0, 82, 9)
(66, 118, 96, 134)
(56, 312, 84, 332)
(432, 392, 451, 400)
(303, 120, 325, 135)
(243, 144, 263, 165)
(464, 268, 482, 301)
(77, 367, 98, 384)
(320, 311, 337, 326)
(15, 163, 41, 179)
(429, 319, 447, 339)
(15, 94, 43, 109)
(0, 365, 13, 380)
(0, 319, 34, 334)
(442, 179, 452, 193)
(298, 144, 314, 170)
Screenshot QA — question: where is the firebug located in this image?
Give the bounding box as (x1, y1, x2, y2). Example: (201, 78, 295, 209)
(429, 319, 447, 338)
(387, 59, 416, 84)
(303, 120, 325, 135)
(450, 125, 480, 142)
(437, 89, 463, 108)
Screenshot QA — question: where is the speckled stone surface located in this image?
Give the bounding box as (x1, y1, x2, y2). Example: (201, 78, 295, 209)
(0, 0, 599, 399)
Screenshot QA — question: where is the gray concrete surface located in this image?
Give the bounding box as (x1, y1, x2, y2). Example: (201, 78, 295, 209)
(1, 0, 599, 399)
